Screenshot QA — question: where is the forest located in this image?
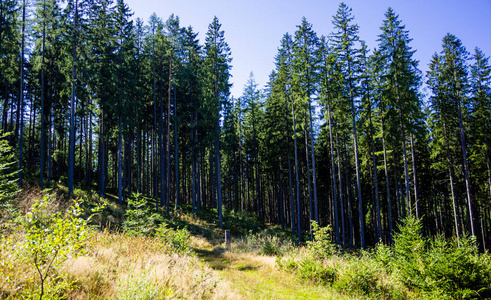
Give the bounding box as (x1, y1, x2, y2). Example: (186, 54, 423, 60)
(1, 0, 491, 252)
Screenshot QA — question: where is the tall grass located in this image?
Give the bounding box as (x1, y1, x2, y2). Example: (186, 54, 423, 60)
(0, 188, 226, 299)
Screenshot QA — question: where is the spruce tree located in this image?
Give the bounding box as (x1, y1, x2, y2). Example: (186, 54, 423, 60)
(375, 7, 423, 221)
(203, 16, 231, 229)
(331, 2, 365, 248)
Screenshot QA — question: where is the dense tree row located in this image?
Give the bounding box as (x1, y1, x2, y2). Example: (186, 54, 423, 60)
(1, 0, 490, 249)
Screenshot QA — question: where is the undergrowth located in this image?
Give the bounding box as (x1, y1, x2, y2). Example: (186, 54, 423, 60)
(230, 230, 295, 256)
(0, 187, 224, 299)
(277, 217, 491, 299)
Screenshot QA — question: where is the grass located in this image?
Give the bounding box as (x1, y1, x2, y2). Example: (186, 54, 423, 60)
(0, 183, 364, 299)
(0, 184, 231, 299)
(192, 236, 356, 300)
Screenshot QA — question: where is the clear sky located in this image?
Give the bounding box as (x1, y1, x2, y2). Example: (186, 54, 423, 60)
(123, 0, 491, 98)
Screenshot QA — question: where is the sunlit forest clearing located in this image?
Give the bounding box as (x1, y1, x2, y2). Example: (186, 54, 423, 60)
(1, 0, 491, 298)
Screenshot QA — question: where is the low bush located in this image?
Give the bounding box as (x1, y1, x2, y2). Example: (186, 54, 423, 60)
(306, 221, 337, 260)
(422, 235, 491, 299)
(122, 193, 164, 235)
(1, 196, 97, 299)
(391, 216, 427, 291)
(155, 223, 192, 255)
(391, 216, 491, 299)
(231, 230, 294, 256)
(275, 255, 298, 272)
(0, 131, 18, 205)
(297, 256, 337, 285)
(333, 255, 388, 298)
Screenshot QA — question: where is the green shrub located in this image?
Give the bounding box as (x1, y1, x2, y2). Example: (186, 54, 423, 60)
(391, 216, 491, 298)
(298, 256, 337, 285)
(155, 223, 192, 255)
(333, 256, 385, 297)
(306, 221, 336, 260)
(424, 235, 491, 299)
(224, 209, 265, 235)
(260, 240, 281, 256)
(122, 193, 163, 235)
(275, 255, 298, 272)
(0, 131, 18, 205)
(391, 216, 427, 290)
(13, 196, 94, 299)
(373, 241, 393, 272)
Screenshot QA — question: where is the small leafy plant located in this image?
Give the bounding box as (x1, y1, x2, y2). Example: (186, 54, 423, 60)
(122, 193, 164, 235)
(306, 221, 336, 260)
(18, 196, 95, 299)
(297, 256, 337, 285)
(155, 223, 192, 255)
(0, 131, 18, 205)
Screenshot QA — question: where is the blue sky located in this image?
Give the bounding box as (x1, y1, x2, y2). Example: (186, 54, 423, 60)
(124, 0, 491, 98)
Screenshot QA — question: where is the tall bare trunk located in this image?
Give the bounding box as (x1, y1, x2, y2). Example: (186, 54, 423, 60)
(174, 84, 179, 210)
(291, 97, 301, 245)
(381, 117, 393, 244)
(305, 130, 313, 240)
(327, 105, 340, 246)
(307, 96, 318, 222)
(443, 123, 461, 239)
(40, 0, 47, 189)
(410, 133, 420, 218)
(456, 94, 475, 236)
(68, 0, 78, 197)
(18, 0, 26, 187)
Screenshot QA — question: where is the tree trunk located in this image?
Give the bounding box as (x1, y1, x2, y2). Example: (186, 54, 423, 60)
(252, 99, 260, 218)
(174, 85, 179, 210)
(343, 137, 353, 249)
(292, 97, 301, 245)
(304, 130, 313, 241)
(369, 102, 382, 241)
(191, 107, 196, 214)
(410, 133, 420, 218)
(166, 57, 172, 214)
(456, 95, 475, 236)
(18, 0, 26, 187)
(47, 114, 52, 184)
(118, 115, 123, 204)
(284, 97, 295, 233)
(347, 57, 364, 248)
(307, 96, 318, 222)
(216, 124, 223, 228)
(399, 109, 411, 216)
(117, 32, 124, 205)
(327, 105, 340, 246)
(443, 123, 461, 239)
(136, 121, 141, 193)
(68, 0, 78, 197)
(40, 0, 47, 189)
(381, 118, 393, 244)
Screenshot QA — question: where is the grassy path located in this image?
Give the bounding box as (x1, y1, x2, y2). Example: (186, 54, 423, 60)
(193, 241, 354, 300)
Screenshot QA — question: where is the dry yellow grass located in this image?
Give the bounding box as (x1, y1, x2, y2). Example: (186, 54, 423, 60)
(60, 230, 237, 299)
(1, 229, 237, 299)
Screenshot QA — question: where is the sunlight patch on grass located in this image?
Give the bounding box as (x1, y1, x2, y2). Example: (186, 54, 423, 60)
(195, 248, 357, 300)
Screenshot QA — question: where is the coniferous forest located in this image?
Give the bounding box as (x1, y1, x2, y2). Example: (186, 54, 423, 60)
(2, 0, 491, 253)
